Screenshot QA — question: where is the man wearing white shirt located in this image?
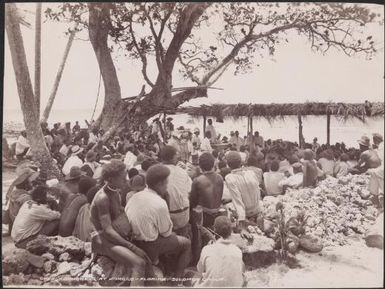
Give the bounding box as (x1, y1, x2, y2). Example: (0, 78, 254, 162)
(15, 131, 30, 159)
(278, 162, 303, 192)
(126, 164, 191, 283)
(62, 145, 84, 176)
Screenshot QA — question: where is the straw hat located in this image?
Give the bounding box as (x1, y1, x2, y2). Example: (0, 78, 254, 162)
(357, 136, 370, 147)
(166, 117, 173, 121)
(71, 145, 84, 155)
(14, 168, 40, 186)
(65, 166, 86, 181)
(193, 127, 200, 133)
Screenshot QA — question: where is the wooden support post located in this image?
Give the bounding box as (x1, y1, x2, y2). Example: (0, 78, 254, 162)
(247, 116, 250, 135)
(326, 113, 331, 146)
(250, 116, 253, 135)
(298, 114, 303, 148)
(203, 115, 207, 135)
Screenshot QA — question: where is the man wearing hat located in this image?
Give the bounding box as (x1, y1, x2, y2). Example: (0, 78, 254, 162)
(62, 145, 84, 176)
(278, 162, 304, 192)
(352, 135, 381, 174)
(57, 166, 85, 213)
(6, 167, 40, 229)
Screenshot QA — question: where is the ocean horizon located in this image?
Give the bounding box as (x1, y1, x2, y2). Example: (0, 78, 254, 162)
(3, 108, 384, 148)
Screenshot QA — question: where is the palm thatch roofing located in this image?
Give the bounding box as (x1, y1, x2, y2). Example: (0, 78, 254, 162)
(176, 101, 384, 123)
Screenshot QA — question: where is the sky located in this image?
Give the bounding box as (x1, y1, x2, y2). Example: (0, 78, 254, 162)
(3, 3, 384, 116)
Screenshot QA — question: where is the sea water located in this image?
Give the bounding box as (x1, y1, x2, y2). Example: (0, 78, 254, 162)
(3, 108, 384, 148)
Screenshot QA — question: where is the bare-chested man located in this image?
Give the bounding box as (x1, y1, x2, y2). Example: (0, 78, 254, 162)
(90, 160, 149, 286)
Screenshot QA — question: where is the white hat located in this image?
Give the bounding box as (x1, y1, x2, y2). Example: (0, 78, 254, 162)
(193, 128, 200, 133)
(71, 145, 84, 155)
(46, 178, 59, 188)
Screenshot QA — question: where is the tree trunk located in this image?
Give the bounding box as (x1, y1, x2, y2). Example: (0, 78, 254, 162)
(34, 2, 42, 117)
(41, 22, 78, 123)
(6, 3, 61, 179)
(88, 3, 122, 131)
(88, 3, 209, 138)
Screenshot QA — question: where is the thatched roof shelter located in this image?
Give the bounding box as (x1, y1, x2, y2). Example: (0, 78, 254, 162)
(177, 101, 384, 123)
(172, 101, 384, 146)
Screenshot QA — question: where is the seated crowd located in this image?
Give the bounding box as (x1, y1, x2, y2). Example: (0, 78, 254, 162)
(4, 119, 384, 286)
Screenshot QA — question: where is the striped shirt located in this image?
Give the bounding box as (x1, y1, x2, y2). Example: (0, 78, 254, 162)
(225, 168, 261, 221)
(164, 164, 192, 230)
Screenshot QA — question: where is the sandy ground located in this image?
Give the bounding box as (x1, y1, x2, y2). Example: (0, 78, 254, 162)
(245, 238, 383, 288)
(2, 168, 383, 287)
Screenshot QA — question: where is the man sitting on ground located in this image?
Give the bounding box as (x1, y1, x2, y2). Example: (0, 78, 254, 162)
(90, 160, 149, 287)
(190, 153, 224, 228)
(62, 145, 84, 176)
(59, 175, 95, 237)
(73, 185, 99, 242)
(352, 135, 381, 174)
(195, 216, 245, 287)
(278, 162, 303, 192)
(125, 164, 191, 284)
(57, 166, 83, 212)
(263, 160, 285, 196)
(11, 185, 61, 249)
(81, 151, 100, 178)
(225, 151, 261, 236)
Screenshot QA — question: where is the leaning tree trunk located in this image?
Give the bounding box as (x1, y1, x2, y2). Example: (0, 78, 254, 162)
(6, 3, 61, 179)
(41, 22, 79, 123)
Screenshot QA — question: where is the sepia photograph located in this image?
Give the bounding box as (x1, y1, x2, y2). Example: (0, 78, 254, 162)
(2, 2, 384, 287)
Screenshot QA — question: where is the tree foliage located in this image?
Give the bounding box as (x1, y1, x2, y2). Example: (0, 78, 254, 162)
(42, 2, 382, 135)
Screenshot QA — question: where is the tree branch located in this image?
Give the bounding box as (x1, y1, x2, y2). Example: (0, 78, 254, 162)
(128, 19, 154, 87)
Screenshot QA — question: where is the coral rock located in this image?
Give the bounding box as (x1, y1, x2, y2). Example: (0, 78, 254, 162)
(59, 252, 71, 262)
(2, 248, 30, 275)
(43, 260, 57, 274)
